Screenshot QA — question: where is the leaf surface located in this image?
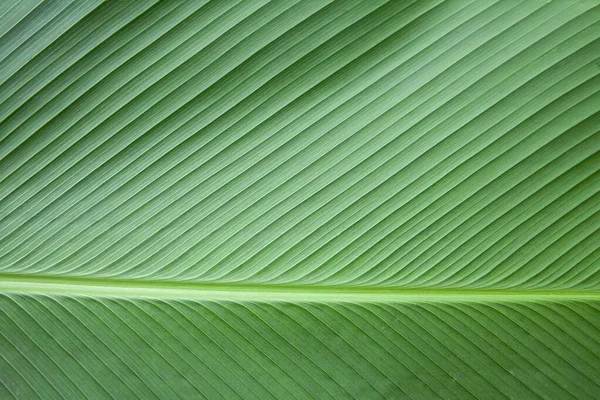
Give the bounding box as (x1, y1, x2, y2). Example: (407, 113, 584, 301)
(0, 0, 599, 398)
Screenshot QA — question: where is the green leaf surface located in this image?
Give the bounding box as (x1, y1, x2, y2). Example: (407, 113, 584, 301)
(1, 0, 599, 398)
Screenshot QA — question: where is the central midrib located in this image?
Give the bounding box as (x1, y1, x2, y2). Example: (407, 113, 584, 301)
(0, 273, 598, 303)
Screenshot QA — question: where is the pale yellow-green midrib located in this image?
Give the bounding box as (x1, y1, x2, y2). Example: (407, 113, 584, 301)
(1, 273, 598, 303)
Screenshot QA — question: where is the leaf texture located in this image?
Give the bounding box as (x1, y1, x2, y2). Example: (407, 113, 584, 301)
(0, 0, 599, 398)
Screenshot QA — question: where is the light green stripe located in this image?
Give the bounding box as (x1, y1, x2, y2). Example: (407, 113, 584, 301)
(1, 273, 598, 303)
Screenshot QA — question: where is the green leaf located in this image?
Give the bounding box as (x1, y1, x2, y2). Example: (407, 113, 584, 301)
(1, 0, 599, 398)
